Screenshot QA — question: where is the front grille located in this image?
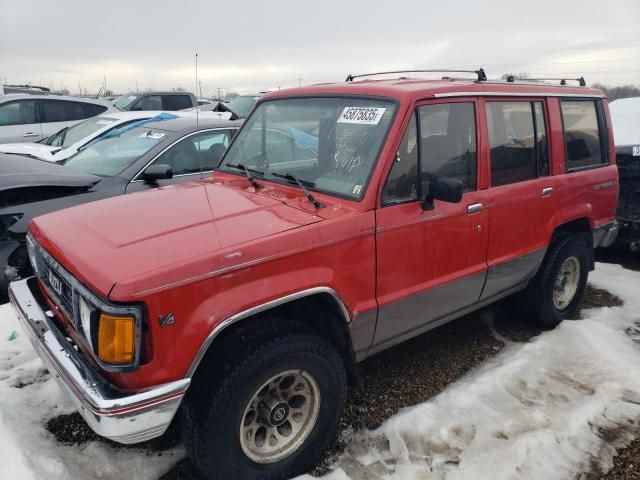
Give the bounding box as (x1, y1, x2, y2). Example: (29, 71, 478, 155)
(30, 238, 77, 327)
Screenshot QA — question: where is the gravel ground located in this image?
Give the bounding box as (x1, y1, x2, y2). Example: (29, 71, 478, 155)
(44, 249, 638, 480)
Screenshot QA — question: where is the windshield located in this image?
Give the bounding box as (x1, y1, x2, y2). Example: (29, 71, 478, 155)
(64, 126, 167, 176)
(219, 97, 396, 199)
(44, 117, 117, 148)
(114, 94, 138, 110)
(226, 95, 259, 118)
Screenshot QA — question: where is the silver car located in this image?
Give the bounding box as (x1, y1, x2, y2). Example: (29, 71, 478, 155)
(0, 94, 116, 143)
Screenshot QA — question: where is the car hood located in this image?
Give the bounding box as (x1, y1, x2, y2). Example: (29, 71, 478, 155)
(0, 153, 100, 191)
(0, 143, 60, 160)
(29, 181, 323, 298)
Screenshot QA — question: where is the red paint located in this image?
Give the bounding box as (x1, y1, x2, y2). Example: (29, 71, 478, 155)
(29, 78, 618, 390)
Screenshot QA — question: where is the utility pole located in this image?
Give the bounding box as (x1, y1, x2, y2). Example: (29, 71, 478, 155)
(217, 87, 221, 100)
(136, 81, 139, 93)
(298, 74, 302, 87)
(199, 80, 203, 99)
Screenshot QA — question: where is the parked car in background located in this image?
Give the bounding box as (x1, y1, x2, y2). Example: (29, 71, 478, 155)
(610, 97, 640, 251)
(0, 110, 233, 162)
(224, 93, 261, 118)
(113, 91, 197, 111)
(0, 94, 115, 143)
(8, 72, 618, 479)
(0, 115, 241, 298)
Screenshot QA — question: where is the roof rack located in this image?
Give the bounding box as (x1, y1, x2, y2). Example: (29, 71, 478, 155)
(505, 75, 586, 87)
(345, 68, 487, 83)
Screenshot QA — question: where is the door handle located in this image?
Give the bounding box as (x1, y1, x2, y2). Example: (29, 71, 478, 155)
(23, 132, 39, 137)
(542, 187, 553, 197)
(467, 203, 483, 214)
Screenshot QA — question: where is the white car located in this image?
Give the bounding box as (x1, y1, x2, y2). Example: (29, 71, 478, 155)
(0, 110, 233, 162)
(0, 94, 116, 143)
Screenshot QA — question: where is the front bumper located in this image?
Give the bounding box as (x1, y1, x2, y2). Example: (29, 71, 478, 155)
(8, 277, 190, 444)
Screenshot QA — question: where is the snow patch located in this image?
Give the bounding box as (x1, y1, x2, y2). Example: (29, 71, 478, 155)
(300, 263, 640, 480)
(0, 303, 182, 479)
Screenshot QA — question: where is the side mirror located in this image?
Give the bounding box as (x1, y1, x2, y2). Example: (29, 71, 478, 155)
(422, 175, 464, 210)
(142, 164, 173, 184)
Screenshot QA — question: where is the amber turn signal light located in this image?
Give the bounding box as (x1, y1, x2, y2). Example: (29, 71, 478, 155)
(98, 314, 135, 364)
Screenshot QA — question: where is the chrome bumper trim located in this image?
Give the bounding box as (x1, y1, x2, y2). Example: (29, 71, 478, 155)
(8, 277, 190, 444)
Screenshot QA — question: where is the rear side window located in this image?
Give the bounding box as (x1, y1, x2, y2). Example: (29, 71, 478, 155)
(163, 95, 192, 110)
(41, 100, 87, 122)
(84, 103, 108, 117)
(419, 102, 477, 192)
(132, 95, 162, 110)
(0, 100, 37, 126)
(486, 101, 548, 187)
(561, 100, 605, 170)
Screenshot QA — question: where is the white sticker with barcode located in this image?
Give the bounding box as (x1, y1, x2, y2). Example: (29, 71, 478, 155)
(337, 107, 386, 125)
(633, 145, 640, 156)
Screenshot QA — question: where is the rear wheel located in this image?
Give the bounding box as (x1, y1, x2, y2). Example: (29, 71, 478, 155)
(182, 330, 347, 479)
(523, 233, 591, 328)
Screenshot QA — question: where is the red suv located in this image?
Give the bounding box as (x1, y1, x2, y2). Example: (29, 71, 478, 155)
(9, 70, 619, 479)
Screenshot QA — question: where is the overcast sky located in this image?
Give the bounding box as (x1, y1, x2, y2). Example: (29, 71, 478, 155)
(1, 0, 638, 96)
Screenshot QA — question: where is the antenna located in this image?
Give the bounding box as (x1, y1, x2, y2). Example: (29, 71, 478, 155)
(195, 52, 203, 179)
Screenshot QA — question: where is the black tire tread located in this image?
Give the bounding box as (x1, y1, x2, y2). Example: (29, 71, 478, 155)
(182, 327, 346, 480)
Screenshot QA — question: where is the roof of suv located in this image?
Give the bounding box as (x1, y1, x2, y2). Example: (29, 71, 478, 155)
(0, 93, 112, 106)
(263, 78, 606, 102)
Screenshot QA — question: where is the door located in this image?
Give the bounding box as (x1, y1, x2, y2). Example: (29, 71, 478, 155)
(373, 100, 489, 352)
(126, 128, 235, 193)
(480, 99, 556, 300)
(0, 99, 42, 143)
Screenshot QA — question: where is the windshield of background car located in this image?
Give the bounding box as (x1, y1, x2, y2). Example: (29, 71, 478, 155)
(219, 97, 397, 199)
(114, 95, 138, 110)
(226, 95, 259, 118)
(63, 126, 167, 176)
(45, 116, 117, 148)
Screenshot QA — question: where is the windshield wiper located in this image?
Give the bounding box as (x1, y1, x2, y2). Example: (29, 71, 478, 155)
(271, 172, 325, 208)
(226, 163, 264, 189)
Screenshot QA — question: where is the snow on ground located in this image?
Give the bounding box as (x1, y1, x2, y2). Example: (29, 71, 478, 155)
(0, 303, 182, 479)
(610, 97, 640, 146)
(300, 263, 640, 480)
(0, 263, 638, 480)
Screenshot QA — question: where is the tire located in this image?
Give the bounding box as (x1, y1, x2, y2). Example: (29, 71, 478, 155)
(182, 330, 347, 480)
(523, 233, 591, 328)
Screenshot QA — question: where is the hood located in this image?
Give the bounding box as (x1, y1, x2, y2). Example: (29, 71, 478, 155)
(29, 181, 323, 298)
(0, 153, 100, 191)
(0, 143, 60, 160)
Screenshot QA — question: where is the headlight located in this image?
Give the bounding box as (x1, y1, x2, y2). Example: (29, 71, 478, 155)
(98, 313, 136, 364)
(26, 235, 39, 276)
(78, 296, 95, 344)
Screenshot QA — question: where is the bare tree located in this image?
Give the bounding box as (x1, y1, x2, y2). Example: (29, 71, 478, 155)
(591, 83, 640, 101)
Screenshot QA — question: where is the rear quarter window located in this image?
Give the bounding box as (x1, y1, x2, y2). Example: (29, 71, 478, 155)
(83, 103, 108, 117)
(561, 100, 607, 171)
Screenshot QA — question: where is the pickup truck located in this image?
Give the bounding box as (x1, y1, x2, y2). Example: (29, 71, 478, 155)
(9, 70, 618, 479)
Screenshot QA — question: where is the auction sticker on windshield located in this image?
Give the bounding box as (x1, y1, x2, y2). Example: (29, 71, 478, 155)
(337, 107, 386, 125)
(633, 145, 640, 156)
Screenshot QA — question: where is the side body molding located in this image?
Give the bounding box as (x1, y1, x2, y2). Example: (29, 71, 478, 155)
(185, 287, 353, 378)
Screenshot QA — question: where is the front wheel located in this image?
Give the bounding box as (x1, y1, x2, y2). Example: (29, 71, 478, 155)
(182, 331, 347, 480)
(524, 233, 591, 328)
